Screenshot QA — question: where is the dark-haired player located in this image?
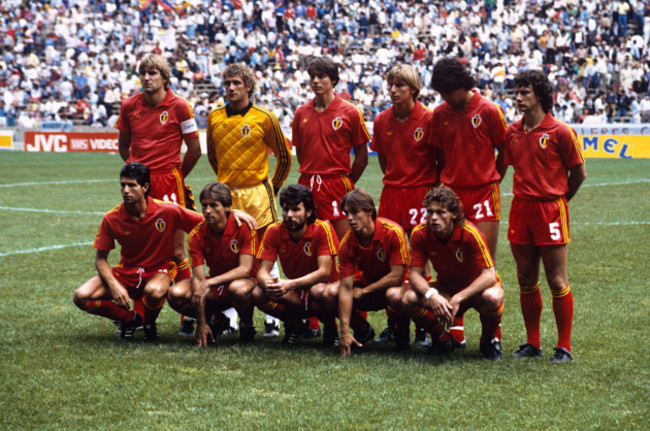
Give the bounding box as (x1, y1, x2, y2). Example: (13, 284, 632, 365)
(505, 70, 586, 363)
(253, 185, 340, 346)
(167, 182, 257, 347)
(403, 187, 504, 360)
(73, 162, 203, 341)
(430, 56, 508, 347)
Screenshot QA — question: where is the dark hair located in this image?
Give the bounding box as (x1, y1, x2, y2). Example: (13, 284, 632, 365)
(340, 188, 377, 220)
(423, 186, 465, 226)
(120, 162, 150, 197)
(430, 57, 475, 93)
(279, 184, 316, 224)
(199, 182, 232, 208)
(513, 70, 554, 113)
(307, 57, 340, 87)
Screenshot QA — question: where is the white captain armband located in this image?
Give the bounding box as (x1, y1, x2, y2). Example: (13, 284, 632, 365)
(425, 287, 438, 300)
(181, 118, 198, 134)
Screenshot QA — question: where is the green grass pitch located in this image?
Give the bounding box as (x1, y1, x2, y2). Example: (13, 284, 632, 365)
(0, 152, 648, 429)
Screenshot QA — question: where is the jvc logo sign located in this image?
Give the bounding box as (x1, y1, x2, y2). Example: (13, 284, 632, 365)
(25, 133, 69, 152)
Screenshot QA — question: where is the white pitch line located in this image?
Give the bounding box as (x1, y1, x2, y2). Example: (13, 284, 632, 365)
(0, 241, 93, 258)
(0, 206, 105, 216)
(0, 179, 113, 188)
(502, 178, 650, 196)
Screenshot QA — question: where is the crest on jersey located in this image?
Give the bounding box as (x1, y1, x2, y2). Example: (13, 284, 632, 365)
(241, 124, 251, 138)
(455, 247, 464, 262)
(160, 111, 169, 125)
(332, 117, 342, 130)
(539, 134, 549, 149)
(376, 247, 386, 262)
(155, 218, 166, 233)
(471, 114, 482, 128)
(414, 127, 424, 142)
(229, 239, 239, 253)
(303, 241, 313, 256)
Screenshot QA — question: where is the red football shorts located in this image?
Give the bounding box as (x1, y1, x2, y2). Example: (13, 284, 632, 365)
(299, 173, 353, 221)
(433, 273, 503, 313)
(378, 185, 433, 233)
(452, 182, 501, 224)
(112, 262, 174, 300)
(210, 283, 233, 305)
(149, 167, 188, 208)
(508, 196, 571, 246)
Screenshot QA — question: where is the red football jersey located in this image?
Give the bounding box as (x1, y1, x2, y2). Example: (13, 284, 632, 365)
(338, 217, 409, 283)
(257, 219, 339, 282)
(430, 90, 507, 187)
(504, 112, 584, 200)
(93, 197, 203, 268)
(114, 88, 199, 171)
(188, 215, 256, 277)
(292, 95, 370, 175)
(410, 221, 493, 293)
(370, 101, 437, 187)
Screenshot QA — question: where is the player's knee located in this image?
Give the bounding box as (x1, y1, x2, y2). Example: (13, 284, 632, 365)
(145, 283, 168, 300)
(72, 289, 88, 309)
(251, 285, 265, 305)
(401, 289, 419, 310)
(230, 280, 253, 300)
(547, 277, 568, 293)
(385, 287, 403, 311)
(481, 286, 504, 308)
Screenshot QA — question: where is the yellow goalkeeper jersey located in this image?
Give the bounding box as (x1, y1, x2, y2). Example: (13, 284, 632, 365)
(207, 102, 291, 189)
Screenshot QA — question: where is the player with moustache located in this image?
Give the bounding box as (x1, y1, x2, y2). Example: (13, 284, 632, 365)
(253, 185, 340, 346)
(429, 57, 509, 347)
(505, 70, 586, 363)
(403, 187, 505, 360)
(73, 162, 204, 341)
(166, 182, 258, 347)
(319, 189, 410, 356)
(115, 54, 202, 335)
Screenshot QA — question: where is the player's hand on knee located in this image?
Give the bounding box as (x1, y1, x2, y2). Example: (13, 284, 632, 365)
(110, 284, 131, 309)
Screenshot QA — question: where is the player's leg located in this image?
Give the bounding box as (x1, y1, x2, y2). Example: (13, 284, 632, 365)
(73, 275, 142, 339)
(476, 283, 505, 360)
(252, 285, 305, 343)
(308, 282, 339, 346)
(401, 287, 453, 355)
(540, 244, 573, 362)
(229, 278, 256, 342)
(510, 242, 544, 356)
(141, 272, 172, 341)
(385, 284, 411, 351)
(166, 278, 194, 317)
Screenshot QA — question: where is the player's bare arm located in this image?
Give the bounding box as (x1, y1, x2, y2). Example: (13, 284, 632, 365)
(496, 141, 508, 182)
(338, 275, 361, 355)
(118, 131, 131, 162)
(257, 259, 283, 299)
(181, 136, 201, 178)
(377, 153, 387, 175)
(190, 265, 215, 347)
(230, 209, 259, 230)
(353, 264, 405, 300)
(565, 163, 586, 201)
(409, 265, 452, 321)
(94, 250, 130, 309)
(266, 254, 333, 295)
(350, 143, 369, 184)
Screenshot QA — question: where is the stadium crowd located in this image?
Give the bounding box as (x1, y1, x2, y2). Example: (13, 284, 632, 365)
(1, 0, 650, 128)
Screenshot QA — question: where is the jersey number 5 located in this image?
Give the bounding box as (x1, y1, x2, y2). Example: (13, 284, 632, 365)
(549, 222, 561, 241)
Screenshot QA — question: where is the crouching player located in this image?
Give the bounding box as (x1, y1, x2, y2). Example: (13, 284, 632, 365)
(253, 185, 340, 346)
(167, 182, 258, 347)
(73, 162, 204, 341)
(324, 189, 410, 356)
(403, 187, 504, 360)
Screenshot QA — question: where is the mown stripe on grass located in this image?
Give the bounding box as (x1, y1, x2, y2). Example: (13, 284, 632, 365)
(0, 242, 93, 257)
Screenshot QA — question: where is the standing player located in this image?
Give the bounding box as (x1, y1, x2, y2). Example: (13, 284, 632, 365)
(167, 182, 258, 347)
(321, 189, 410, 356)
(429, 56, 508, 347)
(370, 64, 437, 346)
(505, 70, 586, 363)
(403, 187, 504, 360)
(292, 56, 370, 241)
(253, 185, 340, 346)
(72, 163, 204, 341)
(206, 63, 292, 338)
(116, 54, 201, 336)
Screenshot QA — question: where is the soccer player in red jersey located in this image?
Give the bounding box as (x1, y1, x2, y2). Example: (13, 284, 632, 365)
(115, 54, 201, 335)
(403, 187, 505, 360)
(430, 57, 509, 347)
(72, 163, 204, 341)
(321, 189, 410, 356)
(292, 56, 371, 241)
(370, 64, 438, 346)
(253, 185, 340, 346)
(505, 70, 586, 363)
(167, 182, 258, 347)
